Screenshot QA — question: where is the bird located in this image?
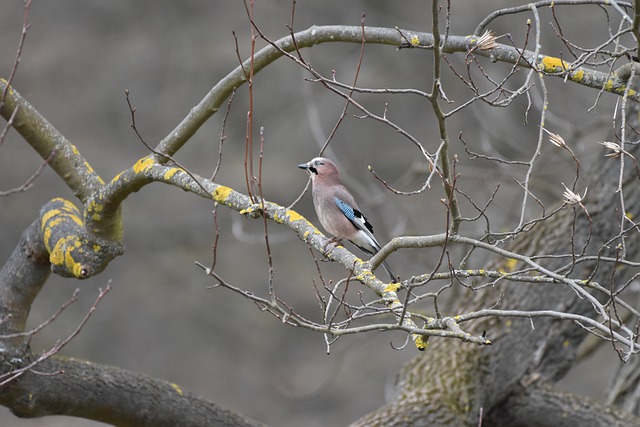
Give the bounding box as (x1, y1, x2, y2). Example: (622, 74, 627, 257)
(298, 157, 397, 282)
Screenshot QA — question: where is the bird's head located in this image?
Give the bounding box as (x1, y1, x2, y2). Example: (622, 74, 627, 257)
(297, 157, 339, 179)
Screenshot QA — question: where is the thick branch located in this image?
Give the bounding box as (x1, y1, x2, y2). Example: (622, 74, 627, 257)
(0, 356, 264, 427)
(0, 79, 104, 202)
(153, 24, 637, 162)
(0, 220, 50, 347)
(488, 382, 640, 427)
(39, 198, 123, 278)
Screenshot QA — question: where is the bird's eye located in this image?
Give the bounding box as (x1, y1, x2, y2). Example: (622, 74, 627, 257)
(314, 160, 323, 166)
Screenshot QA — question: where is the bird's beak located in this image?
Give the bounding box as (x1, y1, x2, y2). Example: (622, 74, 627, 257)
(297, 162, 309, 171)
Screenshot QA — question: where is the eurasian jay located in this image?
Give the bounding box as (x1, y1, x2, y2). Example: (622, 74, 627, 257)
(298, 157, 397, 281)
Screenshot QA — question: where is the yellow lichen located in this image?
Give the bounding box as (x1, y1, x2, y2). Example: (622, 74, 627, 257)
(87, 200, 104, 221)
(61, 240, 85, 278)
(163, 168, 180, 180)
(49, 247, 64, 266)
(1, 79, 13, 94)
(239, 206, 258, 215)
(415, 335, 429, 351)
(355, 265, 379, 283)
(504, 258, 518, 272)
(58, 198, 79, 213)
(48, 217, 66, 229)
(84, 161, 95, 174)
(212, 185, 233, 203)
(83, 162, 104, 184)
(132, 157, 155, 174)
(571, 69, 585, 82)
(171, 383, 183, 396)
(50, 235, 75, 266)
(72, 261, 85, 278)
(410, 35, 420, 45)
(70, 214, 83, 227)
(42, 227, 53, 251)
(41, 208, 61, 226)
(384, 282, 401, 293)
(285, 210, 304, 222)
(41, 203, 83, 251)
(540, 56, 569, 72)
(604, 80, 615, 92)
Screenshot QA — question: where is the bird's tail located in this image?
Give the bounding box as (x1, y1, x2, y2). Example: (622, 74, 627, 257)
(380, 260, 398, 283)
(352, 239, 398, 282)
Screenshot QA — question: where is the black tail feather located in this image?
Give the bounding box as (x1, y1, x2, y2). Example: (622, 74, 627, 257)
(380, 260, 398, 283)
(351, 240, 398, 282)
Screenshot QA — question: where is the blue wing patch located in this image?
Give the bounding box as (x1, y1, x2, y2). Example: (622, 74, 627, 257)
(335, 197, 355, 221)
(334, 197, 374, 234)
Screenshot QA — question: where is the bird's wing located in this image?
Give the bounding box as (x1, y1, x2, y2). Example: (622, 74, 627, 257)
(334, 196, 381, 251)
(333, 194, 397, 280)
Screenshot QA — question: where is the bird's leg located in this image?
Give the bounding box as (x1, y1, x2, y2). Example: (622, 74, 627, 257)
(323, 237, 343, 254)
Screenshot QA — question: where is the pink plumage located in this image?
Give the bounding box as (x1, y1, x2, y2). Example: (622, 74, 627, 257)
(298, 157, 396, 281)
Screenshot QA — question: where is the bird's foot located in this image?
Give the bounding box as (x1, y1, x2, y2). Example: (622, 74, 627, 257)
(323, 237, 343, 254)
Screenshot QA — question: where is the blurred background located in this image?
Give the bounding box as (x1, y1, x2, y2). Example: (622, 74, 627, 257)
(0, 1, 621, 426)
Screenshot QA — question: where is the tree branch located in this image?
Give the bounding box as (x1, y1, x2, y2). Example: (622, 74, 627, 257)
(488, 382, 640, 427)
(153, 24, 639, 165)
(0, 80, 104, 202)
(0, 356, 264, 427)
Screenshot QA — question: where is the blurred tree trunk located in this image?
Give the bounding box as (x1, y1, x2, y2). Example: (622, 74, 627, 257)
(353, 114, 640, 426)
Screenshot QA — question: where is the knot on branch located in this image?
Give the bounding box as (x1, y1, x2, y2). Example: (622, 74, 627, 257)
(239, 203, 263, 218)
(613, 62, 640, 85)
(39, 198, 123, 279)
